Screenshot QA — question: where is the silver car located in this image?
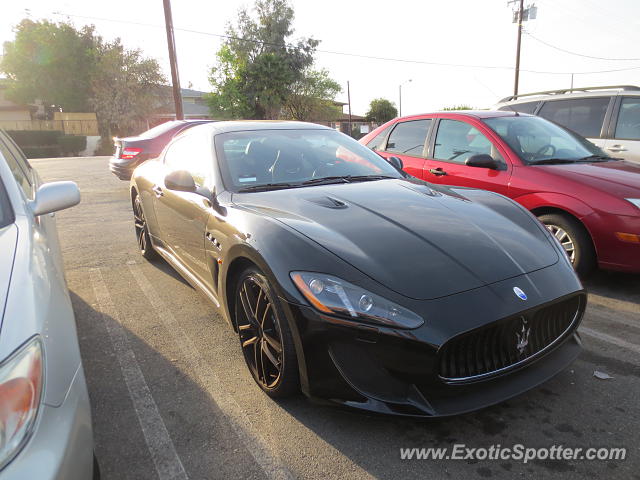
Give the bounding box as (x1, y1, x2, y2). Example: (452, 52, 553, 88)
(495, 85, 640, 163)
(0, 130, 94, 479)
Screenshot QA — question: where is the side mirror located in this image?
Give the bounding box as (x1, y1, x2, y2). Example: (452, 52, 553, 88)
(165, 170, 196, 192)
(31, 181, 80, 216)
(465, 154, 499, 169)
(387, 156, 404, 171)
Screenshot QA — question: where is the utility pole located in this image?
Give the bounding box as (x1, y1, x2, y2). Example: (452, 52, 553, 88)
(347, 81, 352, 136)
(509, 1, 537, 98)
(513, 0, 524, 97)
(163, 0, 183, 120)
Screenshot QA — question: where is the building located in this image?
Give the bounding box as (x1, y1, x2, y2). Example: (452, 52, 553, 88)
(150, 87, 214, 126)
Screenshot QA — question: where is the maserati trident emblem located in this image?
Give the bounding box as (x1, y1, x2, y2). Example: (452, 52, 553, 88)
(516, 318, 531, 356)
(513, 286, 528, 301)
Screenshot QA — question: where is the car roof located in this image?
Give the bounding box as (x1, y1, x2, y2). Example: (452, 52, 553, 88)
(497, 85, 640, 105)
(399, 110, 529, 120)
(193, 120, 333, 135)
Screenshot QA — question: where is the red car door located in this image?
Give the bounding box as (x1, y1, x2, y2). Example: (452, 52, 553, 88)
(376, 118, 433, 178)
(423, 116, 512, 196)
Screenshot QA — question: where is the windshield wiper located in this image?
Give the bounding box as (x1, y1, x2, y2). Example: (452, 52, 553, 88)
(237, 182, 297, 192)
(301, 175, 397, 186)
(576, 155, 618, 162)
(529, 158, 579, 165)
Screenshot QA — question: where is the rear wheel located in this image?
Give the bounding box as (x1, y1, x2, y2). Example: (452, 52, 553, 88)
(234, 267, 299, 397)
(133, 195, 158, 260)
(538, 213, 595, 276)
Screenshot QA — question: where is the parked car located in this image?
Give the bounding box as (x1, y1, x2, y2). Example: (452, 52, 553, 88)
(360, 111, 640, 275)
(495, 85, 640, 164)
(130, 121, 586, 417)
(0, 130, 94, 478)
(109, 119, 215, 180)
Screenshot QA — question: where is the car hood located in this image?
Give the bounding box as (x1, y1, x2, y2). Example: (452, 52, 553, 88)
(534, 160, 640, 197)
(235, 179, 559, 300)
(0, 224, 18, 325)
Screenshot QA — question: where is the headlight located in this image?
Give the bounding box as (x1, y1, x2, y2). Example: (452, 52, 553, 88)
(626, 198, 640, 209)
(0, 336, 44, 469)
(291, 272, 424, 329)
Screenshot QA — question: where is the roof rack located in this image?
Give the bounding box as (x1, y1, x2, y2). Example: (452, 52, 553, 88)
(499, 85, 640, 103)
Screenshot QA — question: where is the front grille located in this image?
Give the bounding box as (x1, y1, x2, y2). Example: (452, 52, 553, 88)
(438, 295, 583, 383)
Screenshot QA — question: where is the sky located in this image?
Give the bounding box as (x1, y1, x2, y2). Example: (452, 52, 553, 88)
(1, 0, 640, 116)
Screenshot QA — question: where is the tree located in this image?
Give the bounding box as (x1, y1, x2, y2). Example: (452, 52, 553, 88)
(1, 19, 98, 113)
(365, 98, 398, 123)
(442, 104, 473, 111)
(206, 0, 319, 119)
(90, 39, 165, 138)
(283, 68, 342, 121)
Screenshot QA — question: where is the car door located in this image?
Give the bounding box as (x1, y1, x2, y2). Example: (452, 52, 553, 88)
(152, 130, 213, 284)
(423, 117, 512, 196)
(377, 118, 432, 178)
(537, 96, 612, 150)
(603, 96, 640, 163)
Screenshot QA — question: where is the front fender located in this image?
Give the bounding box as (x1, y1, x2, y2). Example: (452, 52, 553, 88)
(513, 192, 595, 219)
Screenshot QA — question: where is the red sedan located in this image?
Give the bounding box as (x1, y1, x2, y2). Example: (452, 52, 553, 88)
(360, 111, 640, 274)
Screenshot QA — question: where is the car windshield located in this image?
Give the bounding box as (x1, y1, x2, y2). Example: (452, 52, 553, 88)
(484, 115, 610, 164)
(215, 129, 403, 192)
(136, 121, 182, 139)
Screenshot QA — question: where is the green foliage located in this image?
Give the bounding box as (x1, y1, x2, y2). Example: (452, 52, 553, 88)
(1, 19, 98, 112)
(90, 39, 166, 137)
(21, 145, 62, 158)
(283, 68, 342, 121)
(58, 135, 87, 155)
(442, 104, 474, 111)
(6, 130, 62, 146)
(207, 0, 322, 119)
(365, 98, 398, 123)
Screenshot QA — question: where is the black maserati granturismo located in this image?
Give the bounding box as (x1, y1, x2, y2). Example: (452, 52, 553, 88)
(129, 121, 586, 416)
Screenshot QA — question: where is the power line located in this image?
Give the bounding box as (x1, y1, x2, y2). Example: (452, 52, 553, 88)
(525, 31, 640, 61)
(49, 10, 640, 76)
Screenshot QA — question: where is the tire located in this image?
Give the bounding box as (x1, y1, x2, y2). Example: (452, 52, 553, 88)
(234, 266, 299, 398)
(132, 195, 158, 261)
(538, 213, 595, 276)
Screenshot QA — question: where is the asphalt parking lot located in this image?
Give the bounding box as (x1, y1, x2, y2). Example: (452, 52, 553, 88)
(34, 155, 640, 479)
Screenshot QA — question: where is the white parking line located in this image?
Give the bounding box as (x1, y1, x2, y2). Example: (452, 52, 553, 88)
(90, 268, 189, 480)
(128, 264, 296, 480)
(580, 326, 640, 356)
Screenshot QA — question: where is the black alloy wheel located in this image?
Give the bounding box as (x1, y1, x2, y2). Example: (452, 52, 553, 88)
(235, 267, 298, 397)
(133, 195, 157, 260)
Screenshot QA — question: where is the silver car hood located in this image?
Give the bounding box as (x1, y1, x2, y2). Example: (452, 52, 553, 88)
(0, 224, 18, 325)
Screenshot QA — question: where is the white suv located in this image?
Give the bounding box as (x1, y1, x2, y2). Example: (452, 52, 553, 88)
(495, 85, 640, 164)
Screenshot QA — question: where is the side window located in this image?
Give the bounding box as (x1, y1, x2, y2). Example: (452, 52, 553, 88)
(385, 119, 431, 156)
(433, 120, 503, 164)
(0, 135, 34, 198)
(164, 133, 212, 186)
(614, 97, 640, 140)
(365, 125, 392, 151)
(538, 97, 610, 138)
(499, 101, 539, 114)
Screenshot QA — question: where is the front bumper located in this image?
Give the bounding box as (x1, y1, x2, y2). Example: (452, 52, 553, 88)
(282, 266, 586, 417)
(2, 366, 93, 479)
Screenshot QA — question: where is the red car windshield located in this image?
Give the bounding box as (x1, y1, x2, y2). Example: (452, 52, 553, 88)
(484, 116, 610, 164)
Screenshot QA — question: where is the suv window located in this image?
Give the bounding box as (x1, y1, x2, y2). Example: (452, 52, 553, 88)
(500, 101, 539, 114)
(0, 179, 13, 228)
(385, 120, 431, 156)
(433, 119, 503, 164)
(365, 125, 392, 151)
(614, 97, 640, 140)
(538, 97, 610, 138)
(0, 133, 34, 198)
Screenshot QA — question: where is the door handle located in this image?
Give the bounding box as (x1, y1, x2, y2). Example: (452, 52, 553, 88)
(429, 167, 447, 176)
(607, 145, 627, 152)
(152, 185, 164, 197)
